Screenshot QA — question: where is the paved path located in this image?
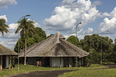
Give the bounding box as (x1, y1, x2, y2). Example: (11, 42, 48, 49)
(12, 70, 76, 77)
(103, 65, 116, 68)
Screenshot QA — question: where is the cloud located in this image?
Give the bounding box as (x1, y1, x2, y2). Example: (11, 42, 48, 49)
(42, 0, 102, 35)
(0, 15, 8, 22)
(98, 7, 116, 33)
(28, 19, 41, 27)
(0, 23, 18, 39)
(0, 22, 19, 50)
(0, 18, 42, 50)
(0, 18, 41, 39)
(0, 22, 19, 39)
(78, 35, 85, 40)
(0, 39, 17, 50)
(93, 1, 102, 6)
(83, 28, 93, 34)
(102, 12, 109, 17)
(0, 0, 17, 8)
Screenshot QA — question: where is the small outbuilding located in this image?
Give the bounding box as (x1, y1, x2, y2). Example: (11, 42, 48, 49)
(19, 32, 89, 67)
(0, 44, 18, 70)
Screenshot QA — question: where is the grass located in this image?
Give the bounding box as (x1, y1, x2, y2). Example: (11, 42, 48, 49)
(60, 64, 116, 77)
(0, 64, 107, 77)
(60, 68, 116, 77)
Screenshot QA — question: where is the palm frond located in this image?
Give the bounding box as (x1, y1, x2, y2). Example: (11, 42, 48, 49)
(0, 19, 9, 37)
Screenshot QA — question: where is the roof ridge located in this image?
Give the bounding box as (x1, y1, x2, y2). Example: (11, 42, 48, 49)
(57, 31, 60, 43)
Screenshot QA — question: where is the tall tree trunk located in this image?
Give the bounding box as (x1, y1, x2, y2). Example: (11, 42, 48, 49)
(24, 35, 27, 65)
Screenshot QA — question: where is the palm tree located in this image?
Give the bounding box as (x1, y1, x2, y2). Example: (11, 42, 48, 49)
(15, 18, 35, 65)
(0, 19, 9, 37)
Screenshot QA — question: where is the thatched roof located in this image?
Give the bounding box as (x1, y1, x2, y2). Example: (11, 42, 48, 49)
(0, 44, 18, 55)
(19, 31, 89, 58)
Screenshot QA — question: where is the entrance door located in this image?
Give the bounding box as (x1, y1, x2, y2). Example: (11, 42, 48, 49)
(2, 55, 6, 68)
(63, 57, 68, 67)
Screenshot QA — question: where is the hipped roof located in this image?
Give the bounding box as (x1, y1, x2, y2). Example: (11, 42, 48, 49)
(0, 44, 18, 55)
(19, 31, 89, 58)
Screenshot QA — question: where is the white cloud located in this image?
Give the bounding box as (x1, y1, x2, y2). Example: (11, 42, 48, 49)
(93, 1, 102, 6)
(42, 0, 102, 35)
(78, 35, 85, 40)
(0, 23, 18, 39)
(0, 39, 17, 50)
(102, 12, 109, 17)
(83, 28, 93, 34)
(9, 23, 18, 29)
(0, 15, 8, 22)
(98, 7, 116, 33)
(0, 0, 17, 8)
(28, 19, 41, 27)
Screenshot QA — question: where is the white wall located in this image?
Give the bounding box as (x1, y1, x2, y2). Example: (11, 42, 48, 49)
(6, 56, 9, 68)
(6, 56, 11, 68)
(50, 57, 63, 67)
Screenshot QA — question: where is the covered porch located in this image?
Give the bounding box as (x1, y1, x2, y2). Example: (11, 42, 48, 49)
(0, 55, 15, 70)
(19, 57, 85, 67)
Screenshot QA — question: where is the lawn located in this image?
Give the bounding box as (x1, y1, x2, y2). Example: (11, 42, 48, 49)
(60, 64, 116, 77)
(0, 64, 107, 77)
(60, 68, 116, 77)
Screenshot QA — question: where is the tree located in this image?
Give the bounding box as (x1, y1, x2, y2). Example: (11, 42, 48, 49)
(15, 18, 35, 65)
(80, 34, 114, 64)
(0, 19, 9, 36)
(66, 35, 80, 47)
(14, 27, 46, 53)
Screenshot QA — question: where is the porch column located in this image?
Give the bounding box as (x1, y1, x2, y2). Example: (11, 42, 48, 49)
(50, 57, 52, 67)
(60, 57, 61, 68)
(79, 58, 81, 66)
(11, 56, 13, 69)
(82, 58, 83, 65)
(69, 57, 70, 67)
(9, 56, 10, 69)
(42, 57, 44, 67)
(0, 56, 1, 70)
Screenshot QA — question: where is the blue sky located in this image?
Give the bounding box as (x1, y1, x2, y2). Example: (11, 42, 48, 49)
(0, 0, 116, 50)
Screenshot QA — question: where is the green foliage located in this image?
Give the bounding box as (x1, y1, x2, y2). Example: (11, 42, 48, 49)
(27, 37, 35, 47)
(14, 27, 46, 53)
(66, 35, 80, 47)
(14, 38, 25, 53)
(79, 34, 115, 64)
(67, 34, 115, 64)
(0, 19, 9, 36)
(85, 48, 100, 66)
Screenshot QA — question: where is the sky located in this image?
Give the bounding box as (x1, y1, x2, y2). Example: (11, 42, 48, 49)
(0, 0, 116, 50)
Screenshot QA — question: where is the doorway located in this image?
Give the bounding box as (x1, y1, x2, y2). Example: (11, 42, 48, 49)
(2, 55, 6, 68)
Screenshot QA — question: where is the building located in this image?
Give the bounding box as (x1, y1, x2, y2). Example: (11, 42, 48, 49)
(19, 32, 89, 67)
(0, 44, 18, 70)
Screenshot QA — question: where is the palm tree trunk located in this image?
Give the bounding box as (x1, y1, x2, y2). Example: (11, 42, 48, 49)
(24, 35, 27, 65)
